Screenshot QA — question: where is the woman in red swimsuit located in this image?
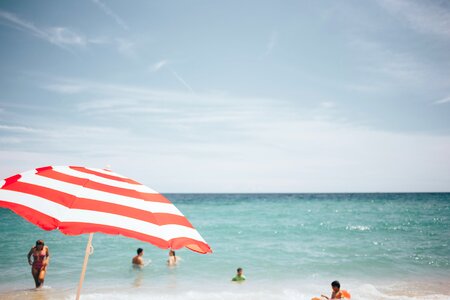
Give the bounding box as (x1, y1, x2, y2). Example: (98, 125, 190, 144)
(27, 240, 50, 288)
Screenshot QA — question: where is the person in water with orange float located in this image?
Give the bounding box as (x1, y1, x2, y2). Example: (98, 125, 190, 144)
(27, 239, 50, 288)
(312, 280, 351, 300)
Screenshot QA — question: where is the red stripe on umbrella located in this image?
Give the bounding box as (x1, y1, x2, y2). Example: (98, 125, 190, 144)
(36, 168, 171, 203)
(69, 166, 141, 184)
(3, 181, 194, 227)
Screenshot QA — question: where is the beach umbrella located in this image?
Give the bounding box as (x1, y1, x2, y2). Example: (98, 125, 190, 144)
(0, 166, 211, 299)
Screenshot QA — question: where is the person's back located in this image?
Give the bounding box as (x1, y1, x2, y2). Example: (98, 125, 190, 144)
(132, 248, 144, 268)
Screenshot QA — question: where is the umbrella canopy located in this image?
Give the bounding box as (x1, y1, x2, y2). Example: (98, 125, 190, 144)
(0, 165, 211, 254)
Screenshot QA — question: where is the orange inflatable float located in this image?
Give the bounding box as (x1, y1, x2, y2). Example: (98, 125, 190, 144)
(311, 290, 351, 300)
(341, 290, 351, 299)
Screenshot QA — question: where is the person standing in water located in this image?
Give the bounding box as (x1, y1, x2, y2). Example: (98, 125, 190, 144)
(27, 240, 50, 288)
(132, 248, 144, 268)
(232, 267, 246, 282)
(167, 250, 178, 266)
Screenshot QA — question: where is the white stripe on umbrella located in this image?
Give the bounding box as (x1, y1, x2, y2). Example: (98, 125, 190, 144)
(17, 175, 183, 215)
(53, 166, 158, 193)
(85, 167, 129, 179)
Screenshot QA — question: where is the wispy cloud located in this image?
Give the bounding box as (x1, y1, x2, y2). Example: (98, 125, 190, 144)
(0, 9, 132, 57)
(43, 83, 86, 94)
(348, 38, 434, 86)
(47, 27, 86, 46)
(320, 101, 335, 109)
(0, 10, 87, 52)
(3, 76, 449, 192)
(260, 30, 278, 58)
(38, 77, 284, 124)
(0, 137, 22, 144)
(150, 60, 168, 72)
(0, 122, 130, 147)
(77, 99, 139, 112)
(91, 0, 128, 30)
(0, 124, 41, 133)
(378, 0, 450, 39)
(434, 95, 450, 105)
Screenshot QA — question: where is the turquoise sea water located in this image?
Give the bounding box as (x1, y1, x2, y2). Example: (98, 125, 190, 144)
(0, 193, 449, 300)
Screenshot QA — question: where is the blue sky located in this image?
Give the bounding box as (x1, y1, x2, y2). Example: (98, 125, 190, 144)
(0, 0, 449, 192)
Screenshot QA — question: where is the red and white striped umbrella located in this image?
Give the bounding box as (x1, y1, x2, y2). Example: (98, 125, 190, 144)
(0, 165, 211, 254)
(0, 166, 211, 298)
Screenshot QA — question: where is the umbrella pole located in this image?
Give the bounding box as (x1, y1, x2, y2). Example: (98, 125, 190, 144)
(76, 233, 94, 300)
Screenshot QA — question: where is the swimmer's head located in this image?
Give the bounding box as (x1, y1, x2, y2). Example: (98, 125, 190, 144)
(331, 280, 340, 292)
(35, 240, 44, 248)
(169, 250, 175, 256)
(237, 268, 243, 275)
(137, 248, 143, 255)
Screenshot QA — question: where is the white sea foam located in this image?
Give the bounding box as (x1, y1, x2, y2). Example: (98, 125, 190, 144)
(56, 284, 450, 300)
(346, 225, 371, 231)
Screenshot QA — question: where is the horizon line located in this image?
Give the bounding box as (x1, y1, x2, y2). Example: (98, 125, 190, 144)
(160, 191, 450, 194)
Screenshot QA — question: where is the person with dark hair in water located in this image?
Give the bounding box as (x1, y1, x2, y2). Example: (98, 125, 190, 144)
(231, 267, 246, 282)
(27, 240, 50, 288)
(321, 280, 343, 299)
(167, 250, 179, 266)
(132, 248, 144, 268)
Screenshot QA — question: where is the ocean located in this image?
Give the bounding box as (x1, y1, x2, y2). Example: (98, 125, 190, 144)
(0, 193, 449, 300)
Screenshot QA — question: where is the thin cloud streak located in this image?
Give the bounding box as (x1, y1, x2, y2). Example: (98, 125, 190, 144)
(148, 60, 194, 92)
(260, 30, 278, 58)
(91, 0, 129, 30)
(0, 9, 131, 57)
(0, 10, 86, 52)
(434, 96, 450, 105)
(171, 70, 194, 92)
(1, 123, 129, 142)
(150, 60, 168, 72)
(43, 84, 86, 94)
(0, 124, 40, 133)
